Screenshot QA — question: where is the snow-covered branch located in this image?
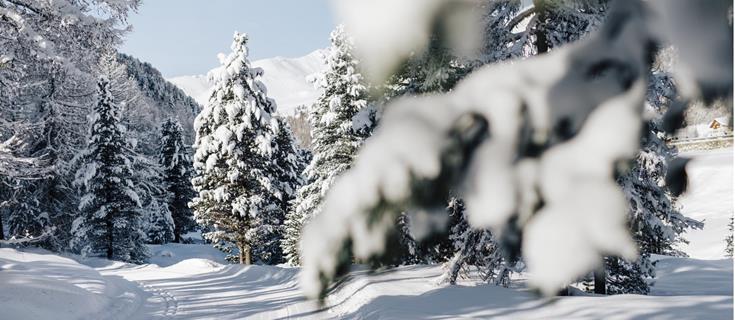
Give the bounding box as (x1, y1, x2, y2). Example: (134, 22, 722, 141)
(0, 227, 54, 246)
(300, 0, 732, 299)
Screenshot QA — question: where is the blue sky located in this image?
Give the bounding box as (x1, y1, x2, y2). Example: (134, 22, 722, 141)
(120, 0, 336, 78)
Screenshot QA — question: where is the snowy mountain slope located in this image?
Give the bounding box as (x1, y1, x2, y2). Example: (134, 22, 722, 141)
(169, 50, 326, 115)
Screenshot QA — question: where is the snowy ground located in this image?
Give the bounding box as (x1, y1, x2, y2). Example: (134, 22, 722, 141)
(679, 147, 733, 259)
(0, 148, 732, 319)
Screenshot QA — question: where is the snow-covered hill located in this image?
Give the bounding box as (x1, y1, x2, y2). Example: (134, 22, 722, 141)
(168, 50, 326, 115)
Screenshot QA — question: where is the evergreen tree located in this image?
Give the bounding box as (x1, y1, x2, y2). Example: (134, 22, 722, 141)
(7, 181, 48, 241)
(282, 25, 372, 265)
(144, 194, 175, 245)
(191, 32, 280, 265)
(253, 116, 308, 264)
(71, 76, 149, 263)
(159, 118, 197, 242)
(582, 67, 700, 295)
(442, 199, 512, 286)
(133, 154, 175, 245)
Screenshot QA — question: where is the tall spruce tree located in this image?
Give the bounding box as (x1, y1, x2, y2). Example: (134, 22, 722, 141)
(159, 118, 197, 242)
(598, 68, 703, 294)
(191, 32, 280, 265)
(71, 76, 148, 263)
(282, 25, 372, 265)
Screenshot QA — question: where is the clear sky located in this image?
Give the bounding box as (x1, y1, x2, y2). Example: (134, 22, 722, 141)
(120, 0, 336, 78)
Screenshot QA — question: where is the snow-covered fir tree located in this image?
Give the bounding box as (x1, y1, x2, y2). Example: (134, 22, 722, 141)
(133, 154, 175, 245)
(6, 181, 48, 242)
(595, 62, 703, 294)
(191, 32, 281, 265)
(282, 25, 372, 265)
(71, 76, 149, 263)
(256, 116, 308, 263)
(442, 199, 512, 286)
(98, 52, 176, 246)
(144, 194, 175, 245)
(159, 118, 197, 242)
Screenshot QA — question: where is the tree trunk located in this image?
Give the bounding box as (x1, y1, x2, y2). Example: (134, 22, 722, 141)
(0, 212, 4, 240)
(594, 267, 606, 294)
(532, 0, 549, 54)
(174, 226, 181, 243)
(106, 217, 114, 260)
(239, 244, 252, 265)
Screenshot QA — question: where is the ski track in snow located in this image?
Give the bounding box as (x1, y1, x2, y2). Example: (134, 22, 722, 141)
(140, 281, 179, 318)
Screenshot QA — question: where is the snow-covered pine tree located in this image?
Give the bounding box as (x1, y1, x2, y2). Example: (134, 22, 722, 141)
(271, 117, 306, 217)
(159, 118, 197, 242)
(590, 64, 702, 295)
(72, 76, 149, 263)
(133, 154, 175, 245)
(144, 193, 175, 245)
(97, 52, 176, 246)
(250, 116, 308, 264)
(6, 181, 48, 242)
(282, 25, 372, 265)
(1, 7, 139, 250)
(442, 198, 512, 286)
(191, 32, 280, 265)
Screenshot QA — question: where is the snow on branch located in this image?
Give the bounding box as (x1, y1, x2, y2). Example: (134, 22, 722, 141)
(300, 0, 732, 299)
(0, 227, 55, 246)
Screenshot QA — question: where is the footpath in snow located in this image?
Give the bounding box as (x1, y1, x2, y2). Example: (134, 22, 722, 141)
(0, 148, 732, 319)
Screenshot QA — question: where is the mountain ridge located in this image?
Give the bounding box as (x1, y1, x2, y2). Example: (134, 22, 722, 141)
(168, 49, 327, 115)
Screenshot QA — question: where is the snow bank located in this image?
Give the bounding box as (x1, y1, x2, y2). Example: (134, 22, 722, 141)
(651, 255, 733, 296)
(148, 243, 227, 267)
(0, 248, 146, 320)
